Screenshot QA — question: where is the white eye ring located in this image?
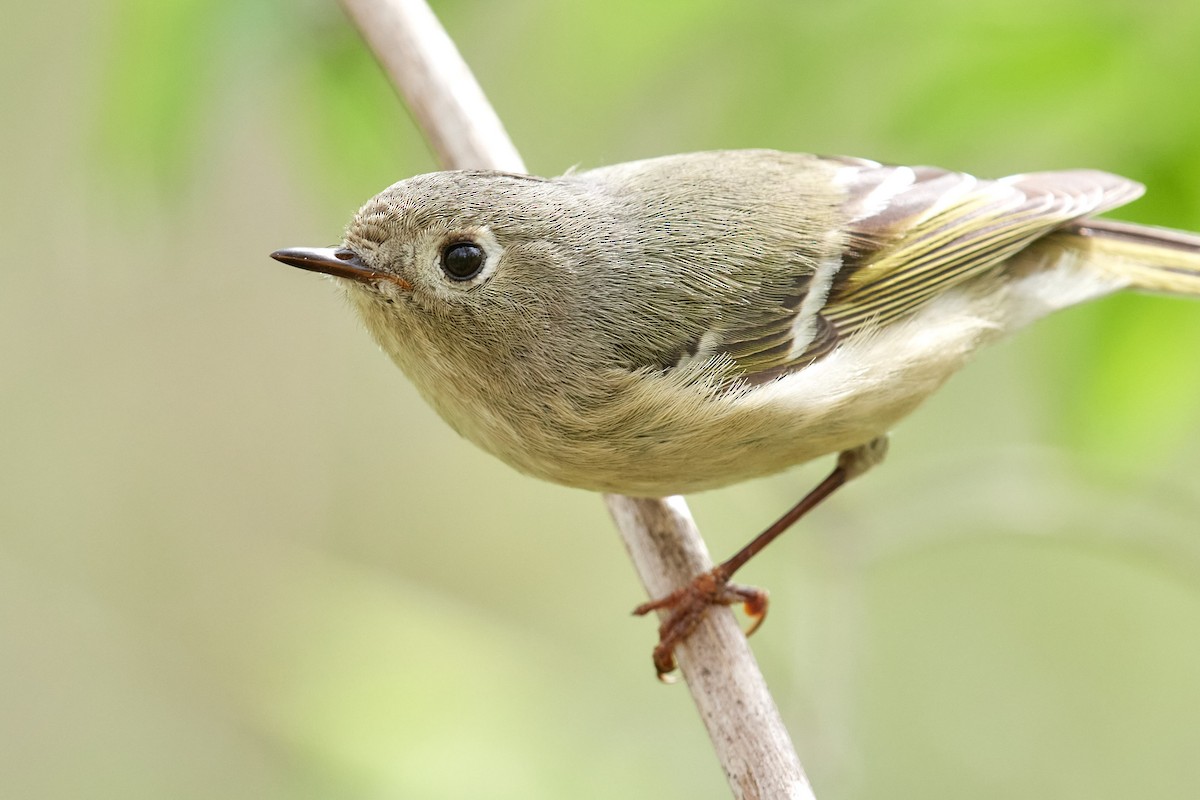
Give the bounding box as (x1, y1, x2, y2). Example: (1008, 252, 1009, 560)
(434, 227, 502, 288)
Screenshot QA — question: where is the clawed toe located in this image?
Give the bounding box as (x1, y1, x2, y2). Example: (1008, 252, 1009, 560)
(633, 568, 769, 679)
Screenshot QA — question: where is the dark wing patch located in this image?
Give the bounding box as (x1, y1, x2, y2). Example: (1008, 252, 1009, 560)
(703, 159, 1143, 385)
(821, 162, 1144, 337)
(738, 315, 839, 386)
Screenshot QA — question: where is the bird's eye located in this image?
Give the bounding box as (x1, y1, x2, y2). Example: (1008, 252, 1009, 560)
(440, 241, 486, 281)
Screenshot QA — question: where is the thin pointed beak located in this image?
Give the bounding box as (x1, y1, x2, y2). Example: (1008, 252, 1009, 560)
(270, 247, 412, 290)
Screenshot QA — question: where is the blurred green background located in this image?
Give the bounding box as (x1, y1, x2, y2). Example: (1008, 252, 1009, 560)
(4, 0, 1200, 797)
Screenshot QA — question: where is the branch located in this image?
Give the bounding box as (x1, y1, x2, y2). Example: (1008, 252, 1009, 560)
(605, 497, 816, 800)
(339, 0, 524, 172)
(336, 1, 815, 796)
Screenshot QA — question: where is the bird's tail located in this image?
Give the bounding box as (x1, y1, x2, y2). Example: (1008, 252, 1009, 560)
(1064, 219, 1200, 296)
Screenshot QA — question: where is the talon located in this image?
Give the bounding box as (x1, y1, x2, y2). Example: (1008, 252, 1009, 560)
(652, 645, 678, 682)
(633, 568, 769, 679)
(729, 584, 769, 637)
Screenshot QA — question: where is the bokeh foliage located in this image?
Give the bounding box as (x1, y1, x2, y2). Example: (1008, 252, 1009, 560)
(4, 0, 1200, 798)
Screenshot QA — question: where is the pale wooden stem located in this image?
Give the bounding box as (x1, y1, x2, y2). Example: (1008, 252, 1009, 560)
(335, 1, 814, 797)
(606, 497, 816, 800)
(338, 0, 525, 172)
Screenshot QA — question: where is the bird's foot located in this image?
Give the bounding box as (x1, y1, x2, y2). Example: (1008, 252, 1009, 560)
(632, 567, 768, 680)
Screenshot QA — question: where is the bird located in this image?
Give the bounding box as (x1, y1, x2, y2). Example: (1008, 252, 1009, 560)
(272, 149, 1200, 677)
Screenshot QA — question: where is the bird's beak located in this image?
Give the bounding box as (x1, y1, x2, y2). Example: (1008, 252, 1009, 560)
(270, 246, 412, 290)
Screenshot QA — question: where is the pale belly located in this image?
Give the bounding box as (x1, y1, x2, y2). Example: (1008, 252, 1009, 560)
(463, 293, 1013, 496)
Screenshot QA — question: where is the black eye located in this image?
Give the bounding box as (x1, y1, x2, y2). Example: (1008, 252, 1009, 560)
(441, 242, 486, 281)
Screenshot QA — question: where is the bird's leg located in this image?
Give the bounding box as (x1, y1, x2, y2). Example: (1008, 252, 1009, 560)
(633, 436, 888, 679)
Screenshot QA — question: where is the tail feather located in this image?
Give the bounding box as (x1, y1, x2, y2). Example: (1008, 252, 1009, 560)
(1065, 218, 1200, 296)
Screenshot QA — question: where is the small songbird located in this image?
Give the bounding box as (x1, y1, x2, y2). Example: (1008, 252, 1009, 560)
(272, 150, 1200, 677)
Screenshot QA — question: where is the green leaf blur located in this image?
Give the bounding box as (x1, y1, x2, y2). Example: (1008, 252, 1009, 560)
(5, 0, 1200, 798)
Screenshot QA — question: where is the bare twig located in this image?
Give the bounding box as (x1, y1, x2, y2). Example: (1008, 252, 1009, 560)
(336, 0, 815, 796)
(606, 497, 816, 800)
(339, 0, 524, 172)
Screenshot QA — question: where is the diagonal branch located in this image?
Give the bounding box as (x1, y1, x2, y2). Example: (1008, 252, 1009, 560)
(336, 1, 815, 796)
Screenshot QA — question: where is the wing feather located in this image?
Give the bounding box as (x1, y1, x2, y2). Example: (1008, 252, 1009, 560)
(715, 158, 1143, 383)
(821, 163, 1143, 337)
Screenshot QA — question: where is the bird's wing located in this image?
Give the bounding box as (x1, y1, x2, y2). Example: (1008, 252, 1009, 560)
(820, 158, 1143, 335)
(720, 158, 1143, 384)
